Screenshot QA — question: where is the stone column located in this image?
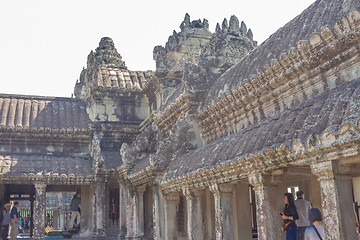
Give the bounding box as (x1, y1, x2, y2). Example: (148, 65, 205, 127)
(59, 207, 64, 230)
(311, 161, 357, 240)
(80, 185, 92, 238)
(126, 185, 145, 240)
(248, 173, 282, 240)
(164, 193, 179, 240)
(234, 182, 253, 240)
(53, 209, 59, 229)
(92, 179, 106, 239)
(135, 185, 146, 239)
(118, 180, 127, 238)
(183, 188, 204, 240)
(34, 183, 46, 240)
(209, 183, 235, 240)
(152, 183, 165, 240)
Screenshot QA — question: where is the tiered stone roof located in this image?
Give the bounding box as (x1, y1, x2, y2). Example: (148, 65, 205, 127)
(0, 94, 90, 130)
(97, 67, 150, 89)
(163, 79, 360, 183)
(202, 0, 360, 109)
(74, 37, 151, 98)
(197, 0, 360, 143)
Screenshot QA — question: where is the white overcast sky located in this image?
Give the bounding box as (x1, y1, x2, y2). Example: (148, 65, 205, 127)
(0, 0, 315, 97)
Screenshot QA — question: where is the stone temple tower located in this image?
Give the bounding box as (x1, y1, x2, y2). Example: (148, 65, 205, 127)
(74, 37, 151, 164)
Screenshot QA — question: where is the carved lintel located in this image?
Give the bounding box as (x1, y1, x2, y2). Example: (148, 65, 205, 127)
(209, 183, 234, 196)
(164, 192, 180, 201)
(310, 160, 352, 181)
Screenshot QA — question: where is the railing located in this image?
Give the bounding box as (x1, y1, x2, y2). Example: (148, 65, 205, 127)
(18, 206, 72, 230)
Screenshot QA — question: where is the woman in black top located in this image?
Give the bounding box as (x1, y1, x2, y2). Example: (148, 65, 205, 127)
(281, 193, 299, 240)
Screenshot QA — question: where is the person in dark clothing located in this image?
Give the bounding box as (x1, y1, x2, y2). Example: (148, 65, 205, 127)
(69, 192, 81, 230)
(281, 193, 299, 240)
(9, 202, 19, 240)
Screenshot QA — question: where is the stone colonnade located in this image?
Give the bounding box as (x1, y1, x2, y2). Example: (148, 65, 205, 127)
(29, 161, 358, 240)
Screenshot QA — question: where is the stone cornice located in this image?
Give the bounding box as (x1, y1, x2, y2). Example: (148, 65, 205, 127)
(160, 120, 360, 193)
(0, 174, 95, 185)
(126, 167, 164, 187)
(197, 9, 360, 143)
(0, 128, 92, 142)
(89, 122, 140, 134)
(90, 86, 143, 99)
(154, 91, 202, 135)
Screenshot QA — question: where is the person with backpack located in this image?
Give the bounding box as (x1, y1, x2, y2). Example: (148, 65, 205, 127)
(2, 203, 11, 240)
(304, 208, 325, 240)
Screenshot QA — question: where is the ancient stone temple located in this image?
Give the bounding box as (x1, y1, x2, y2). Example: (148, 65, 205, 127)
(0, 0, 360, 239)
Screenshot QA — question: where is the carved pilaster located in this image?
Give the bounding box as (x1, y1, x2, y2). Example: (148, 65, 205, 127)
(33, 183, 46, 240)
(248, 173, 282, 240)
(311, 161, 357, 240)
(209, 183, 234, 240)
(182, 188, 204, 240)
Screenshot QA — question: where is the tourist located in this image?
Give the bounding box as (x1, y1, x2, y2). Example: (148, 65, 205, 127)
(18, 217, 24, 233)
(2, 203, 11, 240)
(295, 191, 312, 240)
(304, 208, 325, 240)
(281, 193, 299, 240)
(69, 192, 81, 230)
(9, 202, 19, 240)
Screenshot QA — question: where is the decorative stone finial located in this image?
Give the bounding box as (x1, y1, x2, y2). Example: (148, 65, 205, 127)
(222, 18, 228, 31)
(98, 37, 115, 50)
(200, 15, 257, 75)
(240, 21, 247, 36)
(229, 15, 240, 34)
(93, 37, 127, 69)
(154, 13, 212, 72)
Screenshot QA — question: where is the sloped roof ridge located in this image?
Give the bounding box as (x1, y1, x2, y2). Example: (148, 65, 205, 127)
(0, 93, 81, 102)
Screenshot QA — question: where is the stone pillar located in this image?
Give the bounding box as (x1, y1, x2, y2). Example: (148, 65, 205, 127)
(152, 183, 165, 240)
(209, 183, 235, 240)
(234, 182, 253, 240)
(53, 209, 59, 229)
(183, 188, 204, 240)
(135, 185, 146, 239)
(92, 179, 106, 239)
(118, 181, 127, 238)
(126, 185, 145, 240)
(311, 161, 357, 240)
(34, 183, 46, 240)
(248, 173, 282, 240)
(164, 193, 179, 240)
(59, 206, 64, 230)
(80, 185, 92, 238)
